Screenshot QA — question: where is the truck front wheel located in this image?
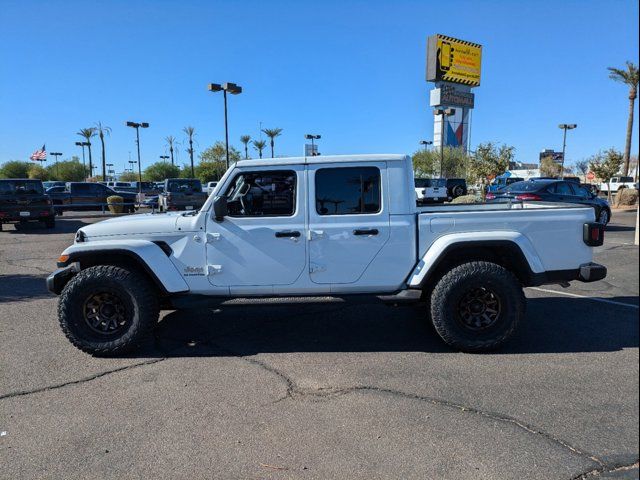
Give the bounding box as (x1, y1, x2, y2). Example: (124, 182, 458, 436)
(58, 265, 159, 356)
(430, 261, 525, 352)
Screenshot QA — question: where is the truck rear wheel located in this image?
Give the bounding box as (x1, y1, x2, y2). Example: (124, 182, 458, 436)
(58, 265, 159, 356)
(430, 261, 525, 352)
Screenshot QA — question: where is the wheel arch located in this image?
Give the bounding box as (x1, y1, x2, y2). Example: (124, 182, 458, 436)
(408, 235, 543, 291)
(58, 241, 190, 295)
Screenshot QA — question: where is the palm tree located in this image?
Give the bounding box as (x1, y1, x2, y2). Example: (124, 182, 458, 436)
(252, 139, 267, 159)
(608, 61, 639, 176)
(183, 126, 196, 177)
(77, 127, 96, 179)
(165, 135, 177, 166)
(262, 128, 283, 158)
(95, 122, 112, 181)
(240, 135, 251, 159)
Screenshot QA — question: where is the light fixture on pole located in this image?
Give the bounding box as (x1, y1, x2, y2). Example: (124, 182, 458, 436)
(208, 82, 242, 169)
(160, 155, 169, 163)
(75, 141, 90, 179)
(305, 134, 321, 156)
(558, 123, 577, 179)
(50, 152, 63, 177)
(125, 121, 149, 194)
(106, 163, 114, 180)
(434, 108, 456, 177)
(419, 140, 433, 151)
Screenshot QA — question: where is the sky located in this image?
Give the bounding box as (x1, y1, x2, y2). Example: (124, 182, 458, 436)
(0, 0, 638, 173)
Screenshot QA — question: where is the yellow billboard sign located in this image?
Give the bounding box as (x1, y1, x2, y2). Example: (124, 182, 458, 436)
(426, 34, 482, 87)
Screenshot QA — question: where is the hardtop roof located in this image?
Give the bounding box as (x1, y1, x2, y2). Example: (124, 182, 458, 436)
(235, 154, 408, 168)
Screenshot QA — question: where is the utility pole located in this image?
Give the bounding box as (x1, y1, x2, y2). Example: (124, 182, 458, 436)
(434, 108, 455, 178)
(558, 124, 577, 179)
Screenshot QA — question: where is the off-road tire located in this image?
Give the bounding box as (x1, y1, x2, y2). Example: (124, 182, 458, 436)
(58, 265, 159, 356)
(452, 185, 465, 198)
(430, 261, 525, 352)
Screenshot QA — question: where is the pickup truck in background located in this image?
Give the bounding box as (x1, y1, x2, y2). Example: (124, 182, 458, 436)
(598, 176, 638, 195)
(0, 179, 55, 230)
(48, 154, 607, 356)
(158, 178, 208, 212)
(415, 178, 448, 204)
(47, 182, 138, 214)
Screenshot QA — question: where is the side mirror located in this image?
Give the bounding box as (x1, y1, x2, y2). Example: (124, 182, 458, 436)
(213, 195, 227, 221)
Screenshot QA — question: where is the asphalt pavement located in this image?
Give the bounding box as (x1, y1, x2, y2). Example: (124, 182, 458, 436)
(0, 210, 638, 480)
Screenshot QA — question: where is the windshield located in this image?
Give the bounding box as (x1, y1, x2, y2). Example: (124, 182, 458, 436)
(415, 178, 446, 188)
(167, 179, 202, 193)
(0, 180, 44, 195)
(503, 181, 544, 193)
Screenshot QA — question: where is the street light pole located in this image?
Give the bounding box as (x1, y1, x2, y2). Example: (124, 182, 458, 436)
(434, 108, 456, 178)
(160, 155, 169, 163)
(208, 82, 242, 169)
(75, 142, 89, 179)
(419, 140, 433, 152)
(305, 134, 321, 156)
(50, 152, 62, 177)
(558, 123, 577, 179)
(126, 121, 149, 195)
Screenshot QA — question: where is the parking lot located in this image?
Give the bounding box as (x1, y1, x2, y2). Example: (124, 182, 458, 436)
(0, 211, 638, 479)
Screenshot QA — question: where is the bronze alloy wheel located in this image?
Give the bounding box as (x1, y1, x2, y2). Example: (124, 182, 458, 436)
(83, 291, 129, 335)
(457, 287, 502, 331)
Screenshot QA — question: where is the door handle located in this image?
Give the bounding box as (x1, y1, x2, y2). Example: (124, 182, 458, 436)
(353, 228, 379, 236)
(275, 230, 301, 238)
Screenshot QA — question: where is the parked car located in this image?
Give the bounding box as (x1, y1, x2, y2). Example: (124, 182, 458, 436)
(106, 181, 136, 191)
(415, 178, 448, 204)
(205, 181, 219, 196)
(598, 176, 636, 195)
(158, 178, 208, 212)
(48, 154, 606, 355)
(47, 182, 137, 214)
(0, 179, 55, 230)
(128, 181, 160, 195)
(43, 181, 66, 190)
(581, 183, 600, 196)
(486, 179, 612, 224)
(487, 176, 525, 193)
(446, 178, 468, 199)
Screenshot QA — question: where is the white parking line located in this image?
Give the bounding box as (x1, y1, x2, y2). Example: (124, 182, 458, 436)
(529, 287, 639, 309)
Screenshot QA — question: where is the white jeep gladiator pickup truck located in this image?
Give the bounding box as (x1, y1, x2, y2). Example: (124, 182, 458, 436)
(48, 154, 607, 355)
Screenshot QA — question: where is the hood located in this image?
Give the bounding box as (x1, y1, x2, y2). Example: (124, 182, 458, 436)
(78, 212, 183, 239)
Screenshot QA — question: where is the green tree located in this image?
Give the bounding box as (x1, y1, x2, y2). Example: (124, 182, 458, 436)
(539, 156, 562, 178)
(48, 157, 88, 181)
(27, 163, 49, 180)
(183, 126, 196, 177)
(468, 142, 514, 195)
(413, 146, 471, 178)
(262, 128, 283, 158)
(0, 160, 31, 178)
(196, 141, 241, 182)
(165, 135, 178, 166)
(77, 127, 96, 179)
(119, 171, 139, 182)
(589, 148, 624, 203)
(240, 135, 251, 159)
(252, 139, 267, 159)
(608, 62, 639, 176)
(143, 161, 181, 181)
(95, 121, 112, 181)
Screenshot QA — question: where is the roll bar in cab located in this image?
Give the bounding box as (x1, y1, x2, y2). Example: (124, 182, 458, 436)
(48, 154, 606, 356)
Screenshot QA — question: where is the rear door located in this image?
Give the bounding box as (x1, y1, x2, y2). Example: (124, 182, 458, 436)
(307, 163, 390, 284)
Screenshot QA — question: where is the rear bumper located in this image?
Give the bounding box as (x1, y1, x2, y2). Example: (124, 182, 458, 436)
(0, 209, 54, 222)
(529, 262, 607, 286)
(46, 264, 78, 295)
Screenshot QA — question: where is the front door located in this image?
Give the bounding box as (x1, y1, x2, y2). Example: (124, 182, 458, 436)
(307, 163, 390, 285)
(206, 167, 306, 288)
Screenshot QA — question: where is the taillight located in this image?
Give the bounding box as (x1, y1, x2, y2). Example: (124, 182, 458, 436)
(485, 193, 496, 200)
(583, 222, 604, 247)
(515, 193, 542, 201)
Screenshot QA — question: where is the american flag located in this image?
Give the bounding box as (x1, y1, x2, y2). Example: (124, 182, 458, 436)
(30, 144, 47, 161)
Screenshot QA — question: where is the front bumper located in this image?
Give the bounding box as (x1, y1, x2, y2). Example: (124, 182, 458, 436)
(46, 264, 78, 295)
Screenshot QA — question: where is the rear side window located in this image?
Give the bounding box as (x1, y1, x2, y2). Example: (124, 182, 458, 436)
(225, 170, 296, 217)
(315, 167, 381, 215)
(552, 182, 573, 195)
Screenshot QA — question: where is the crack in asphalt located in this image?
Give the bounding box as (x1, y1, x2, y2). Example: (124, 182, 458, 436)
(571, 460, 639, 479)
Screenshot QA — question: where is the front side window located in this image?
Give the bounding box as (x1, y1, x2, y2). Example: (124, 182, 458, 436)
(315, 167, 381, 215)
(224, 170, 296, 217)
